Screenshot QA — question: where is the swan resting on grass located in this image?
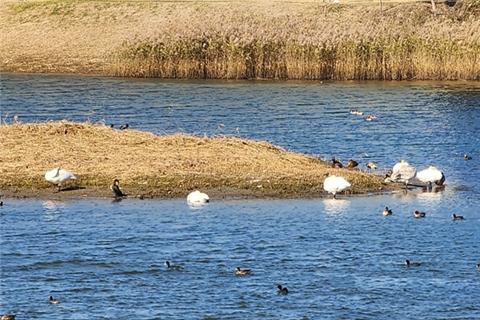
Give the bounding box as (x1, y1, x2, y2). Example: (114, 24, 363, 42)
(385, 160, 416, 189)
(416, 166, 445, 191)
(44, 168, 76, 191)
(323, 174, 351, 199)
(187, 190, 210, 205)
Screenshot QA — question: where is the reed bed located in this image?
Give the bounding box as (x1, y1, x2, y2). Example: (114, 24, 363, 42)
(0, 122, 393, 198)
(1, 0, 479, 79)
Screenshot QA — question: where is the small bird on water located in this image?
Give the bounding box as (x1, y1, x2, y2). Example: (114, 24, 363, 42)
(277, 284, 289, 295)
(383, 206, 393, 216)
(464, 154, 472, 160)
(0, 314, 15, 320)
(452, 214, 464, 221)
(414, 210, 426, 218)
(405, 260, 421, 267)
(49, 296, 60, 304)
(366, 162, 378, 170)
(110, 179, 126, 198)
(235, 267, 251, 276)
(165, 261, 183, 271)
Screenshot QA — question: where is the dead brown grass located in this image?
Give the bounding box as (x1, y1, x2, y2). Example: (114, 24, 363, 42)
(0, 121, 394, 199)
(1, 0, 479, 79)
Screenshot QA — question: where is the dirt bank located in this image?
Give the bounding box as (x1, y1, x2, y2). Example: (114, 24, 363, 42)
(0, 122, 397, 200)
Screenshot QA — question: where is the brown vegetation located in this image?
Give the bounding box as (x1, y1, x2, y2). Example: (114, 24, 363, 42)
(1, 0, 479, 80)
(0, 122, 395, 199)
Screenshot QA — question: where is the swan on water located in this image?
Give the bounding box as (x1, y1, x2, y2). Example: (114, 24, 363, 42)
(417, 166, 445, 191)
(323, 174, 351, 199)
(385, 160, 416, 188)
(187, 190, 210, 204)
(44, 168, 76, 191)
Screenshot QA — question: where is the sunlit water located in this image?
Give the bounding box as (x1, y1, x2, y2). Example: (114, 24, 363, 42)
(1, 74, 479, 319)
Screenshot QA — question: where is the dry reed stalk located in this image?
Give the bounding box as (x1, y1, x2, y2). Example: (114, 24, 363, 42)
(0, 122, 395, 198)
(1, 0, 479, 79)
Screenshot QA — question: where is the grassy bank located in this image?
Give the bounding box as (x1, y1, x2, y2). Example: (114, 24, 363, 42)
(0, 122, 394, 199)
(1, 0, 479, 80)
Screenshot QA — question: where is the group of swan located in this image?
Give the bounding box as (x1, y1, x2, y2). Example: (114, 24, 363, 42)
(385, 160, 445, 190)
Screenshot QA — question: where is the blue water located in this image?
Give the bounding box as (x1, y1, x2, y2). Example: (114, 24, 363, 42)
(1, 74, 480, 319)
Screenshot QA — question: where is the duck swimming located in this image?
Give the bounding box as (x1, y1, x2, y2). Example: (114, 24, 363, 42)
(405, 260, 421, 267)
(44, 168, 76, 191)
(110, 179, 126, 198)
(414, 210, 426, 218)
(383, 206, 393, 216)
(452, 214, 464, 221)
(323, 174, 351, 199)
(464, 154, 472, 160)
(277, 284, 289, 295)
(165, 261, 183, 271)
(49, 296, 60, 304)
(235, 267, 251, 276)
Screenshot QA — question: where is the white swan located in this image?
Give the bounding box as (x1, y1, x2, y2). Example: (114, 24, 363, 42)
(323, 175, 351, 199)
(186, 190, 209, 204)
(44, 168, 76, 191)
(417, 166, 445, 190)
(386, 160, 416, 188)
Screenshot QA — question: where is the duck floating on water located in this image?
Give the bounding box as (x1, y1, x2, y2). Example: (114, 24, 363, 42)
(365, 114, 377, 121)
(165, 261, 183, 271)
(464, 154, 472, 160)
(414, 210, 426, 218)
(405, 260, 421, 267)
(349, 109, 364, 116)
(119, 123, 129, 130)
(235, 267, 251, 276)
(187, 190, 210, 205)
(0, 315, 15, 320)
(49, 295, 60, 304)
(323, 174, 351, 199)
(44, 168, 76, 191)
(277, 284, 289, 295)
(452, 214, 464, 221)
(383, 206, 393, 216)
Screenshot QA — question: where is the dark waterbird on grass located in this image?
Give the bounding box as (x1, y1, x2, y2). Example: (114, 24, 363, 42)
(347, 159, 358, 169)
(110, 179, 126, 198)
(331, 157, 343, 168)
(119, 124, 129, 130)
(277, 284, 289, 295)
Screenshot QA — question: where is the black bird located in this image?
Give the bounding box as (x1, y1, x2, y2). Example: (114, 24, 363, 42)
(347, 159, 359, 169)
(452, 214, 465, 221)
(414, 210, 426, 218)
(165, 260, 183, 271)
(49, 295, 59, 304)
(477, 263, 480, 271)
(110, 179, 126, 198)
(119, 124, 129, 130)
(464, 154, 472, 160)
(405, 260, 421, 267)
(0, 201, 3, 206)
(383, 206, 393, 216)
(277, 284, 289, 295)
(331, 157, 343, 168)
(109, 124, 115, 128)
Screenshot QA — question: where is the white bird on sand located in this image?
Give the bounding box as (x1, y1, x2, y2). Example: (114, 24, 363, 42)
(417, 166, 445, 191)
(386, 160, 416, 189)
(323, 175, 351, 199)
(186, 190, 209, 205)
(44, 168, 76, 191)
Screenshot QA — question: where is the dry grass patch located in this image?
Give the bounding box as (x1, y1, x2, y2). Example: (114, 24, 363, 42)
(0, 122, 394, 198)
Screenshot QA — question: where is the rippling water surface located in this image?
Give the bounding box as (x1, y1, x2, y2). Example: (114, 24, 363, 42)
(1, 74, 479, 319)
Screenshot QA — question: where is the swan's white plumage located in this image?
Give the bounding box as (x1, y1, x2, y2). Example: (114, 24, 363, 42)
(389, 160, 416, 185)
(187, 190, 209, 204)
(323, 175, 351, 197)
(44, 168, 76, 185)
(417, 166, 443, 183)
